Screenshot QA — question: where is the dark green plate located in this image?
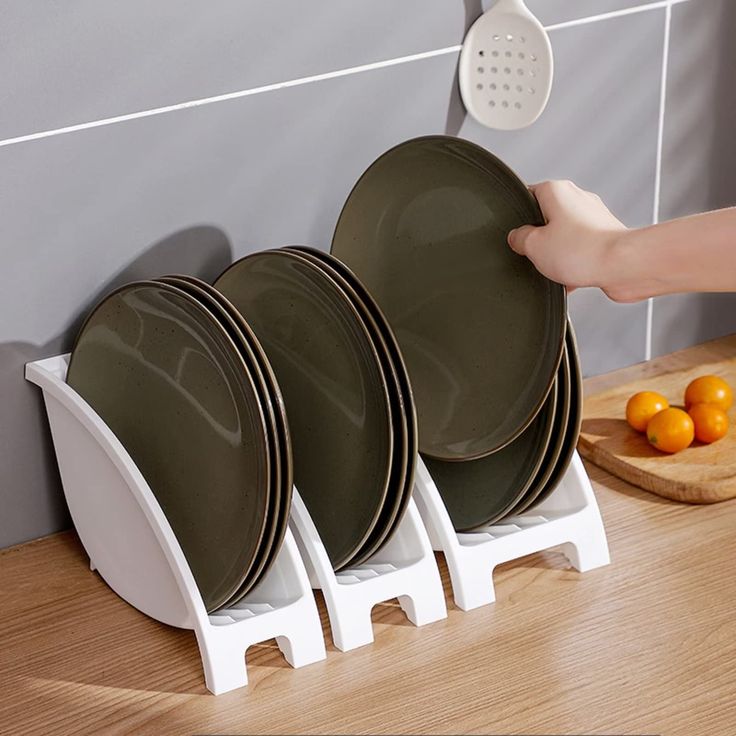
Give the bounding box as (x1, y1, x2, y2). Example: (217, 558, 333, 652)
(157, 275, 292, 602)
(527, 320, 584, 510)
(67, 281, 271, 613)
(423, 376, 558, 532)
(332, 135, 566, 462)
(166, 275, 293, 599)
(285, 246, 417, 566)
(214, 250, 394, 570)
(509, 332, 572, 516)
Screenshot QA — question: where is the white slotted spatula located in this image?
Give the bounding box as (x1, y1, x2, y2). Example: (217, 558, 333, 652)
(459, 0, 553, 130)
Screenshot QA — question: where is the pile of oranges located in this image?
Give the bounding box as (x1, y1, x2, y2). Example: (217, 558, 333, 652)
(625, 375, 733, 454)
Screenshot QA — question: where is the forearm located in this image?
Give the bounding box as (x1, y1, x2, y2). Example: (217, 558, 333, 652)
(601, 207, 736, 302)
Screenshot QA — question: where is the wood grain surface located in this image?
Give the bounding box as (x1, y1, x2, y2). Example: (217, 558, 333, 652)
(579, 335, 736, 503)
(2, 455, 736, 735)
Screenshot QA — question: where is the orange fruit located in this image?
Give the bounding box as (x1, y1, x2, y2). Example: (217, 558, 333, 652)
(625, 391, 669, 432)
(646, 408, 694, 453)
(684, 375, 733, 412)
(687, 403, 729, 444)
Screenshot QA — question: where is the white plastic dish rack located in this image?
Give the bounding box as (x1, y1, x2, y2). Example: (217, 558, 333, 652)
(26, 352, 609, 695)
(413, 453, 610, 611)
(26, 354, 327, 696)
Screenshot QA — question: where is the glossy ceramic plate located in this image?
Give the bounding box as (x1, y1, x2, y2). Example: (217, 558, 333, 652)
(214, 250, 394, 570)
(423, 376, 558, 532)
(285, 246, 417, 565)
(168, 275, 294, 599)
(510, 337, 572, 516)
(157, 275, 291, 602)
(332, 135, 566, 461)
(67, 281, 271, 612)
(527, 320, 584, 509)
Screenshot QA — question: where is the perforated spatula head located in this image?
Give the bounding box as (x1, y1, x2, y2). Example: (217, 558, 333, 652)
(459, 0, 553, 130)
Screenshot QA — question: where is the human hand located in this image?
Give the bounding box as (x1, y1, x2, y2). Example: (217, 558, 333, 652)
(507, 180, 627, 295)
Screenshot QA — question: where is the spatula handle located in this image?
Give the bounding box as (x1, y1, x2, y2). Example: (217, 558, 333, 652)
(491, 0, 530, 14)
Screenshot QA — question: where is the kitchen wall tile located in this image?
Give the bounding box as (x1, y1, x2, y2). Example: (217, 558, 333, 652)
(526, 0, 654, 26)
(659, 0, 736, 220)
(652, 293, 736, 357)
(461, 1, 665, 34)
(652, 0, 736, 357)
(1, 1, 689, 144)
(458, 9, 664, 376)
(0, 1, 466, 141)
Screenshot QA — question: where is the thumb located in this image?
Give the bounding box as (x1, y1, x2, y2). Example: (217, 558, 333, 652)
(507, 225, 536, 254)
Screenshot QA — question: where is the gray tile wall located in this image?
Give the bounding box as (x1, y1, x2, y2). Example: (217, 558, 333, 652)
(1, 0, 733, 548)
(653, 0, 736, 356)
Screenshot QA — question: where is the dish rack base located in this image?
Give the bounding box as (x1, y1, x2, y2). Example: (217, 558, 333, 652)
(25, 354, 326, 695)
(289, 491, 447, 651)
(413, 452, 610, 611)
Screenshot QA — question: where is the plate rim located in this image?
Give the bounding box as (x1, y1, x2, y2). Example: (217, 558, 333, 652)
(423, 371, 559, 532)
(283, 245, 413, 567)
(526, 319, 584, 510)
(510, 325, 573, 516)
(155, 274, 288, 603)
(174, 275, 295, 599)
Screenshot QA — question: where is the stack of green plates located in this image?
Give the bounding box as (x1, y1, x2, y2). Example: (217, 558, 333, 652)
(67, 277, 292, 613)
(331, 135, 581, 530)
(66, 132, 585, 613)
(213, 248, 417, 570)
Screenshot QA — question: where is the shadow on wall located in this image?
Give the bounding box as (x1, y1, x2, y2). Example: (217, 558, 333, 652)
(0, 226, 233, 548)
(444, 0, 482, 136)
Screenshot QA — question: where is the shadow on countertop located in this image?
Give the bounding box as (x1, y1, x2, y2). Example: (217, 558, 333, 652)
(0, 225, 233, 549)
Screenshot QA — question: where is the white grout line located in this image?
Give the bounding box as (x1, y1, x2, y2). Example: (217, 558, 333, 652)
(544, 1, 668, 31)
(0, 0, 691, 151)
(645, 1, 672, 361)
(0, 45, 463, 149)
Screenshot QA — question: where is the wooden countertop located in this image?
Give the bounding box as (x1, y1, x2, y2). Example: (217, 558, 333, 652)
(3, 340, 736, 736)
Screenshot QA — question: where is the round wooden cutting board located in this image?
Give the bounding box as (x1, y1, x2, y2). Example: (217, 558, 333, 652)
(578, 337, 736, 504)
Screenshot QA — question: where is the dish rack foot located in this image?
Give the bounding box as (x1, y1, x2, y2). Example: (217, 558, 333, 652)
(289, 490, 447, 652)
(413, 451, 610, 611)
(558, 529, 611, 573)
(201, 530, 327, 694)
(26, 354, 326, 696)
